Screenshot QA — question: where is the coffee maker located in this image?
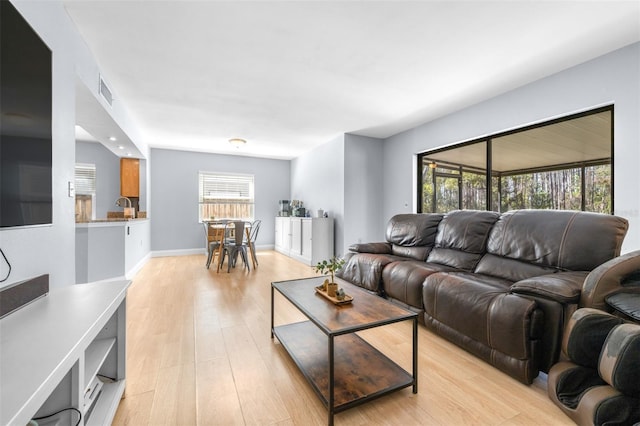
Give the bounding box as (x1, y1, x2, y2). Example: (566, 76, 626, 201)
(278, 200, 290, 216)
(290, 200, 306, 217)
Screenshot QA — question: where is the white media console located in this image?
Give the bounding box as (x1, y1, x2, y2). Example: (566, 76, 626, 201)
(0, 280, 130, 425)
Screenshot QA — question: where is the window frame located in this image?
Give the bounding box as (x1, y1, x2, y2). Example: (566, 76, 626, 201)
(74, 163, 97, 195)
(198, 171, 255, 222)
(74, 163, 96, 222)
(417, 105, 614, 214)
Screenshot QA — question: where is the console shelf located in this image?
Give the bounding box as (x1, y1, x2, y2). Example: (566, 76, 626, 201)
(0, 280, 130, 426)
(84, 338, 116, 389)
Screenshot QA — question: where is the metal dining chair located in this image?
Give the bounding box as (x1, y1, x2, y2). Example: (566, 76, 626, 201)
(221, 221, 251, 272)
(247, 219, 261, 268)
(203, 222, 225, 272)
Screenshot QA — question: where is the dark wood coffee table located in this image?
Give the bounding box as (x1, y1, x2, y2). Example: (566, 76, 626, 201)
(271, 276, 418, 425)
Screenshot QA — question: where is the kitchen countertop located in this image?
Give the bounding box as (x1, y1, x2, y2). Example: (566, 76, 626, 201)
(75, 218, 149, 228)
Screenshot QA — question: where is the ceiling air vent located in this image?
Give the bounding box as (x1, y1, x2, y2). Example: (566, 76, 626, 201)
(98, 74, 113, 106)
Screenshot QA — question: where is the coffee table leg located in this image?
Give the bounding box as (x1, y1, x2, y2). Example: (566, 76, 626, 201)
(413, 317, 418, 393)
(270, 285, 274, 339)
(328, 335, 334, 426)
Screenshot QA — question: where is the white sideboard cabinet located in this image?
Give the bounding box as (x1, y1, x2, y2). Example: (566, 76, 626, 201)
(0, 280, 130, 426)
(275, 217, 334, 265)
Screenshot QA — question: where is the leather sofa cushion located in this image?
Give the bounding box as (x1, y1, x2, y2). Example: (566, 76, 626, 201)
(386, 213, 444, 247)
(423, 272, 542, 358)
(424, 247, 483, 269)
(337, 252, 407, 293)
(391, 244, 431, 261)
(348, 242, 391, 254)
(382, 261, 456, 309)
(486, 210, 628, 271)
(348, 241, 432, 261)
(475, 253, 558, 282)
(427, 210, 500, 270)
(510, 271, 588, 304)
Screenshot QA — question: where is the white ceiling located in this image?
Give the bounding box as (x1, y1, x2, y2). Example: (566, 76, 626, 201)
(63, 1, 640, 160)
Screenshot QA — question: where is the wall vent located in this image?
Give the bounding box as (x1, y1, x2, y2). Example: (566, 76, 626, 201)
(99, 74, 113, 106)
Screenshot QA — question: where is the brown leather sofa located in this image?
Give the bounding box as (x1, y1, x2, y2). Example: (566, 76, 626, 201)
(338, 209, 630, 384)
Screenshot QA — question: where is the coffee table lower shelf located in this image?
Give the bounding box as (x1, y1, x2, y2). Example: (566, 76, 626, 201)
(273, 320, 414, 416)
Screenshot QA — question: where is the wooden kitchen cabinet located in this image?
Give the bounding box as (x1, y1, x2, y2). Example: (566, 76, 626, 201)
(120, 158, 139, 197)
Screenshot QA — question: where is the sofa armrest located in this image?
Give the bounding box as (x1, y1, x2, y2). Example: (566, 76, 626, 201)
(580, 250, 640, 311)
(348, 242, 391, 254)
(511, 271, 588, 304)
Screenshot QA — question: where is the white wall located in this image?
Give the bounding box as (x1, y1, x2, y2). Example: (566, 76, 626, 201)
(0, 0, 149, 290)
(291, 135, 345, 254)
(382, 42, 640, 253)
(75, 220, 150, 284)
(1, 1, 77, 289)
(150, 148, 290, 252)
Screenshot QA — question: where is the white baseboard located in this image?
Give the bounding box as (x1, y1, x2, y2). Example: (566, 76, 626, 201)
(152, 248, 205, 257)
(126, 253, 152, 279)
(76, 275, 127, 285)
(152, 246, 274, 258)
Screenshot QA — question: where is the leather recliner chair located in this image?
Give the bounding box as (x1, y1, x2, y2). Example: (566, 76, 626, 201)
(547, 308, 640, 425)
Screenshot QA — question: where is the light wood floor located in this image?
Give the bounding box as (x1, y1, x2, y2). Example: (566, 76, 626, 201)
(113, 251, 574, 425)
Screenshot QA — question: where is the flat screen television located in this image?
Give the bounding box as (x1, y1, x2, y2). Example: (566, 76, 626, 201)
(0, 1, 53, 228)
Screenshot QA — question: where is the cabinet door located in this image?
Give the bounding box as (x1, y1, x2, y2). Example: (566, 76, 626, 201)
(311, 218, 334, 265)
(301, 219, 312, 261)
(120, 158, 140, 197)
(290, 218, 302, 255)
(275, 217, 284, 251)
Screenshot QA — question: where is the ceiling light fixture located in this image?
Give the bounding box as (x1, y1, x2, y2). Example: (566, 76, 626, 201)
(109, 136, 117, 141)
(428, 161, 437, 169)
(229, 138, 247, 148)
(118, 145, 124, 150)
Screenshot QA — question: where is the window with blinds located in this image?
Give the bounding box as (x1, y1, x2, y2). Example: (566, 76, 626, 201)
(199, 172, 254, 221)
(75, 163, 96, 222)
(75, 163, 96, 195)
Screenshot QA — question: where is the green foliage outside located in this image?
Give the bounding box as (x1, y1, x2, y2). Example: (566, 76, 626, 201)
(422, 163, 611, 214)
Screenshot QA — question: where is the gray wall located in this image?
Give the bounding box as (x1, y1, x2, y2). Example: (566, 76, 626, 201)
(150, 148, 290, 252)
(291, 135, 345, 254)
(382, 42, 640, 252)
(291, 134, 385, 255)
(344, 134, 384, 251)
(76, 141, 120, 219)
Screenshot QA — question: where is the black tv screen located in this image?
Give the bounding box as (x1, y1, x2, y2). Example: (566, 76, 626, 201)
(0, 1, 53, 228)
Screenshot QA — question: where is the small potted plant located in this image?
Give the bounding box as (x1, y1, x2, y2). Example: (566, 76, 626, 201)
(314, 256, 345, 297)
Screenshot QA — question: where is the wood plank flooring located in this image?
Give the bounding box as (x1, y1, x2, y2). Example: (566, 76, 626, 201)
(113, 251, 574, 425)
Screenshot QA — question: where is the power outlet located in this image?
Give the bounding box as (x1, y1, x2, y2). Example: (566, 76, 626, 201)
(68, 181, 75, 198)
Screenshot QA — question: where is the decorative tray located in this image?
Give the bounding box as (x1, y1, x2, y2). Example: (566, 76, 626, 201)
(315, 285, 354, 305)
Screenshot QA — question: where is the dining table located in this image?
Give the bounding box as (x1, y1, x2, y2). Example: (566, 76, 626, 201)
(204, 219, 257, 270)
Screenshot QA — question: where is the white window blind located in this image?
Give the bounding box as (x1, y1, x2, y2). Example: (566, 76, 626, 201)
(199, 172, 254, 220)
(75, 163, 96, 195)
